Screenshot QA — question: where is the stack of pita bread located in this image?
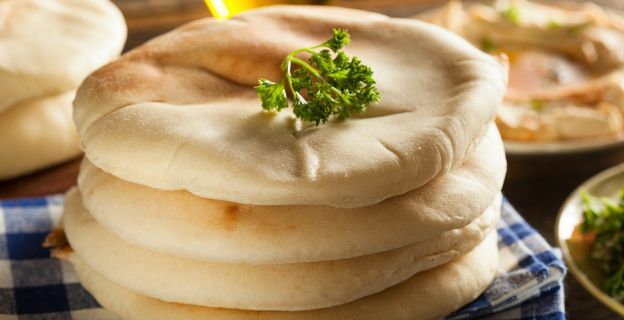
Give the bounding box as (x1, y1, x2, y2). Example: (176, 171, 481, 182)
(53, 6, 508, 319)
(0, 0, 126, 180)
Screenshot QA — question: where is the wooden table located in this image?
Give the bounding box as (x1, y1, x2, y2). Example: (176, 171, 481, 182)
(2, 1, 624, 319)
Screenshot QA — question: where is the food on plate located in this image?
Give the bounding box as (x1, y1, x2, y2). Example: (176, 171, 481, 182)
(571, 189, 624, 302)
(47, 5, 508, 319)
(420, 0, 624, 143)
(0, 0, 126, 179)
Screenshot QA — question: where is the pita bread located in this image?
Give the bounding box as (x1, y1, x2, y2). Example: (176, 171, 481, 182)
(64, 187, 499, 311)
(74, 5, 506, 208)
(0, 0, 127, 111)
(70, 232, 498, 320)
(78, 124, 505, 264)
(0, 92, 80, 180)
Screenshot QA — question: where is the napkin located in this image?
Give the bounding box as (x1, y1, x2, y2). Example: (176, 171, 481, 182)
(449, 200, 566, 320)
(0, 195, 565, 319)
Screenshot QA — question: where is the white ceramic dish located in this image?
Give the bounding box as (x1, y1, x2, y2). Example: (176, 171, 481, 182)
(556, 163, 624, 316)
(505, 135, 624, 156)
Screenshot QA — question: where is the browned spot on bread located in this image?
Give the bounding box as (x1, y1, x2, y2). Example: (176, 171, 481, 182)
(43, 228, 74, 260)
(43, 228, 68, 249)
(50, 247, 74, 260)
(221, 205, 240, 232)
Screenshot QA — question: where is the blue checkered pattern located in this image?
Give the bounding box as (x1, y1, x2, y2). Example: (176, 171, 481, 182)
(0, 195, 565, 320)
(449, 200, 566, 320)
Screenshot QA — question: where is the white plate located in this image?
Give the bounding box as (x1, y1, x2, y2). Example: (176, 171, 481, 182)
(556, 163, 624, 316)
(505, 135, 624, 156)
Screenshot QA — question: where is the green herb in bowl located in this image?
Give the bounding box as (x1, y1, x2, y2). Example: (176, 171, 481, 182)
(581, 189, 624, 302)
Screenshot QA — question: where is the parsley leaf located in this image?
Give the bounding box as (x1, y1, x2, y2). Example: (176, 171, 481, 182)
(256, 79, 287, 112)
(501, 5, 521, 24)
(529, 100, 545, 111)
(547, 19, 562, 29)
(256, 29, 381, 125)
(481, 37, 496, 52)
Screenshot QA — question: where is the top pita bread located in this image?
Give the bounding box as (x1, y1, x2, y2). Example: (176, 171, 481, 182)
(0, 0, 126, 111)
(74, 5, 507, 208)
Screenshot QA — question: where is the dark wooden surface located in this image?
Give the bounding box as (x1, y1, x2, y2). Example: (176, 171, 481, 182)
(3, 1, 624, 319)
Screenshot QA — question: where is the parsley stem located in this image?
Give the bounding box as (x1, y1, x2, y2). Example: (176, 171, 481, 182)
(288, 56, 324, 81)
(290, 47, 318, 56)
(330, 86, 352, 106)
(286, 54, 349, 106)
(282, 59, 298, 101)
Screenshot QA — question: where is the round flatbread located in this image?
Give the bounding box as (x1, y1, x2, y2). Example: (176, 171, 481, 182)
(64, 187, 499, 311)
(0, 0, 127, 111)
(74, 5, 506, 208)
(0, 92, 80, 180)
(78, 124, 505, 264)
(70, 231, 499, 320)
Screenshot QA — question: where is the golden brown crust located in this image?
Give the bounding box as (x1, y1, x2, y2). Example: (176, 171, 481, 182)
(43, 228, 73, 260)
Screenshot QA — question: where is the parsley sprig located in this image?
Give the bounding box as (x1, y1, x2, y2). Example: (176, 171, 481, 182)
(256, 29, 381, 125)
(581, 189, 624, 302)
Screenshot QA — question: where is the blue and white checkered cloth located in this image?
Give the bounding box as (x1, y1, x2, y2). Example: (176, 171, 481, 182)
(0, 195, 565, 320)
